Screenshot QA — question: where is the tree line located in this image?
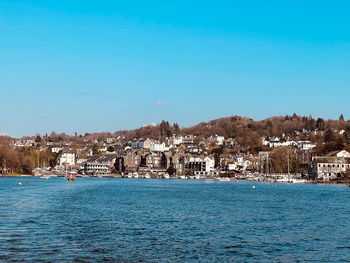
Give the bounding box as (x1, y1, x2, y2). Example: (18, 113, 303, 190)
(0, 137, 57, 174)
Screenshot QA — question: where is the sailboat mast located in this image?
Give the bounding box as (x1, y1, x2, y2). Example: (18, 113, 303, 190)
(288, 150, 290, 182)
(267, 153, 269, 176)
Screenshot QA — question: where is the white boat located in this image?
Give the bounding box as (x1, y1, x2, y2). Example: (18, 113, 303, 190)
(163, 173, 170, 179)
(290, 179, 306, 184)
(179, 175, 186, 179)
(133, 172, 139, 179)
(217, 177, 230, 182)
(145, 173, 151, 179)
(276, 178, 289, 183)
(127, 173, 133, 178)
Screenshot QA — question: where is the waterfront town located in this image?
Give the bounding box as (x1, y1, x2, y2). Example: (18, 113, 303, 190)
(1, 115, 350, 184)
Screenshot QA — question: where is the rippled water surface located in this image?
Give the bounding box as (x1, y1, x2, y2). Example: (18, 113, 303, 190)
(0, 177, 350, 262)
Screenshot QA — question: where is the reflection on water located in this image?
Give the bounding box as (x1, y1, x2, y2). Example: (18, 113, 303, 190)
(0, 177, 350, 262)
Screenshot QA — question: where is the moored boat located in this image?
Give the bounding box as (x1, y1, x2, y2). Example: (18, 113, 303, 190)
(290, 179, 306, 184)
(68, 174, 76, 181)
(217, 177, 230, 182)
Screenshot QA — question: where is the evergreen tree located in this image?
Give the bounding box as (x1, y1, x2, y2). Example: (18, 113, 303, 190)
(309, 119, 316, 130)
(316, 118, 325, 130)
(324, 129, 335, 143)
(173, 123, 180, 134)
(159, 120, 173, 137)
(35, 135, 42, 143)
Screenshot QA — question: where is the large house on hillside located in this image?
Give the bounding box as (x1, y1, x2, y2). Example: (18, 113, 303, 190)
(207, 135, 225, 145)
(57, 150, 76, 167)
(312, 151, 350, 180)
(131, 139, 152, 149)
(84, 154, 117, 175)
(14, 139, 35, 148)
(123, 152, 141, 172)
(184, 156, 215, 175)
(50, 145, 64, 153)
(298, 141, 317, 151)
(327, 150, 350, 158)
(150, 141, 166, 152)
(262, 137, 297, 148)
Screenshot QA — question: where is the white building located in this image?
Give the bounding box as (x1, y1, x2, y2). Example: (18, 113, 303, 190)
(185, 156, 215, 173)
(186, 145, 200, 153)
(235, 156, 248, 171)
(57, 151, 75, 167)
(150, 141, 166, 152)
(183, 135, 195, 144)
(170, 135, 183, 146)
(298, 141, 317, 151)
(312, 156, 350, 181)
(207, 135, 225, 146)
(106, 138, 115, 144)
(328, 150, 350, 158)
(14, 140, 35, 148)
(51, 146, 64, 153)
(263, 137, 297, 148)
(99, 145, 108, 152)
(227, 163, 239, 171)
(84, 155, 117, 175)
(213, 135, 225, 145)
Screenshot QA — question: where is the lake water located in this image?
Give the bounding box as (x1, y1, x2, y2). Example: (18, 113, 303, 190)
(0, 177, 350, 262)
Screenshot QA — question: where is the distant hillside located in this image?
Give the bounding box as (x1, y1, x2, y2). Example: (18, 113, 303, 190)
(3, 114, 350, 175)
(181, 114, 350, 151)
(12, 114, 350, 154)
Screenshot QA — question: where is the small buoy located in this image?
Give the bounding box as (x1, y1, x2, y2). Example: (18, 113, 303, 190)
(252, 185, 255, 189)
(18, 182, 22, 186)
(36, 180, 39, 183)
(25, 181, 29, 184)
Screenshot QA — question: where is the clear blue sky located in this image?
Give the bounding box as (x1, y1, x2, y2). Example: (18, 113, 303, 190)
(1, 1, 350, 137)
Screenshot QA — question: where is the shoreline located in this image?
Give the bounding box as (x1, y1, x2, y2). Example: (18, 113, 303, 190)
(1, 174, 349, 186)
